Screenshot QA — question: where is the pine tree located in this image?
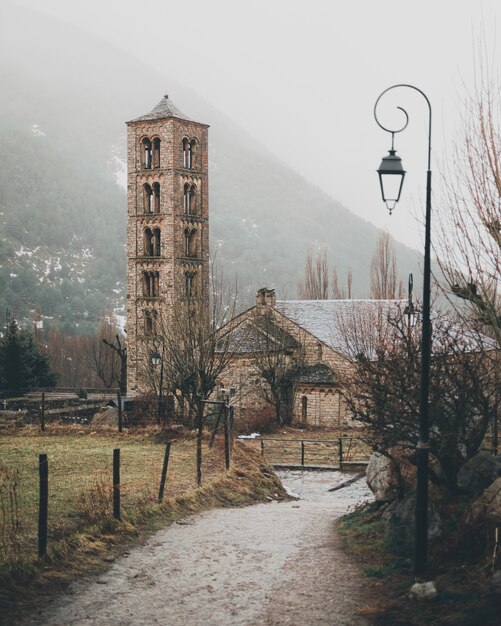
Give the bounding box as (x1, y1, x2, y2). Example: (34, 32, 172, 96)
(0, 321, 57, 394)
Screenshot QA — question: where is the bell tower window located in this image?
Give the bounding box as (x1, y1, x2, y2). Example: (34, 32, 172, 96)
(143, 183, 153, 213)
(153, 138, 161, 168)
(143, 271, 159, 297)
(144, 228, 161, 256)
(153, 182, 160, 213)
(185, 271, 197, 298)
(142, 138, 152, 169)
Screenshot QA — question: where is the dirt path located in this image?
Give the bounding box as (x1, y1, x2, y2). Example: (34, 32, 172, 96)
(24, 471, 373, 626)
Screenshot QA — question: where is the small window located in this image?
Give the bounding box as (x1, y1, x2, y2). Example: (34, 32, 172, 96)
(144, 309, 153, 334)
(183, 183, 191, 213)
(301, 396, 308, 421)
(185, 271, 197, 297)
(153, 182, 160, 213)
(142, 138, 152, 169)
(143, 228, 153, 256)
(317, 343, 323, 361)
(143, 271, 159, 297)
(182, 138, 190, 168)
(143, 184, 153, 213)
(184, 229, 197, 257)
(153, 138, 161, 168)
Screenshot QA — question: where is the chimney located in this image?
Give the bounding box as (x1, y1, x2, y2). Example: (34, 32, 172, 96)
(256, 287, 276, 307)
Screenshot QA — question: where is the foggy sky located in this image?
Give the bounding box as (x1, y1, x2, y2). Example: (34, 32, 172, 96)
(13, 0, 501, 252)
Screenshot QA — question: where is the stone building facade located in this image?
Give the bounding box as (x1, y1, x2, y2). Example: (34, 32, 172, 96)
(125, 96, 209, 395)
(218, 288, 371, 428)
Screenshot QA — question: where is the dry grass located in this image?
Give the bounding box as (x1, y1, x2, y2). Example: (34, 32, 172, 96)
(0, 425, 238, 566)
(0, 426, 285, 622)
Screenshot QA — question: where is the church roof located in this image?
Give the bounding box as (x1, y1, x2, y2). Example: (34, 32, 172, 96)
(275, 299, 408, 357)
(274, 299, 496, 358)
(128, 95, 193, 123)
(218, 315, 299, 354)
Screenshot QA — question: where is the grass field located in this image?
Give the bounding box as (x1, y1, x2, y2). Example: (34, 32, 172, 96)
(0, 426, 227, 567)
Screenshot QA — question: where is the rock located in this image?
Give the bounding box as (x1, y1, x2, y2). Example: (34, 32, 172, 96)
(471, 477, 501, 524)
(385, 492, 442, 556)
(92, 406, 119, 426)
(366, 452, 403, 503)
(409, 581, 437, 600)
(457, 453, 501, 494)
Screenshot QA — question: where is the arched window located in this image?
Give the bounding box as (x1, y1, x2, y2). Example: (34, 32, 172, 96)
(190, 139, 196, 169)
(143, 228, 153, 256)
(143, 271, 159, 297)
(185, 271, 197, 297)
(301, 396, 308, 421)
(153, 182, 160, 213)
(183, 183, 191, 213)
(143, 183, 153, 213)
(144, 309, 153, 335)
(184, 228, 197, 257)
(182, 138, 190, 168)
(316, 342, 323, 361)
(190, 184, 197, 214)
(152, 228, 161, 256)
(153, 138, 161, 168)
(142, 138, 152, 169)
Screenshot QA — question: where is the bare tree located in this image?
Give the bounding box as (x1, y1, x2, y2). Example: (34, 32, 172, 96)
(332, 267, 346, 299)
(87, 317, 126, 391)
(370, 232, 399, 299)
(298, 248, 329, 299)
(142, 272, 237, 423)
(437, 43, 501, 347)
(339, 304, 498, 492)
(250, 316, 306, 425)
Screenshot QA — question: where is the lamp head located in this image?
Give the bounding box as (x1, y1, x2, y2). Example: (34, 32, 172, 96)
(377, 148, 406, 214)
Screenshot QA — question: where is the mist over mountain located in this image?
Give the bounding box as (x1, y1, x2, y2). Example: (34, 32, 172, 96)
(0, 1, 420, 333)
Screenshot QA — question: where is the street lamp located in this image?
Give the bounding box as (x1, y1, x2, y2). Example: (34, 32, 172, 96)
(151, 338, 165, 423)
(374, 84, 432, 577)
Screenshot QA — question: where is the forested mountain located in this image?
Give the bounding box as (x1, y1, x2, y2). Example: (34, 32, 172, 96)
(0, 2, 420, 334)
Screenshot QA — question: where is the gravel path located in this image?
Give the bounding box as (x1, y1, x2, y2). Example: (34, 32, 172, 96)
(25, 471, 373, 626)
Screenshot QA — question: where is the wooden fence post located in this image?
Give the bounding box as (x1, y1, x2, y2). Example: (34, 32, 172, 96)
(158, 442, 171, 503)
(40, 392, 45, 432)
(196, 401, 203, 486)
(223, 402, 230, 470)
(117, 391, 123, 433)
(113, 448, 121, 520)
(261, 438, 265, 456)
(38, 454, 48, 558)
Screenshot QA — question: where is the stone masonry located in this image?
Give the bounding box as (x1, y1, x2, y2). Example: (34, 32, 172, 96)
(126, 96, 209, 395)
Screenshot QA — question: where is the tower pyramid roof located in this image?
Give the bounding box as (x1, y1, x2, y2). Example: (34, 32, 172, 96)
(129, 95, 192, 123)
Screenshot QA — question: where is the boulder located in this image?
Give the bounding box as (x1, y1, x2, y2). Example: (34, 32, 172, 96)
(92, 406, 119, 426)
(366, 452, 403, 503)
(457, 453, 501, 494)
(470, 477, 501, 524)
(384, 492, 442, 556)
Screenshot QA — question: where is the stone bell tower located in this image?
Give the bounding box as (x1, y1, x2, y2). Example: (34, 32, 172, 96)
(125, 95, 209, 395)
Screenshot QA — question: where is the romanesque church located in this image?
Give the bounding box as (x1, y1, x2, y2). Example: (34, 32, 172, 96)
(125, 96, 405, 427)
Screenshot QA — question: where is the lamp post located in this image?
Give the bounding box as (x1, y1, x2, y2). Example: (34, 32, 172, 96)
(374, 84, 432, 577)
(151, 338, 165, 423)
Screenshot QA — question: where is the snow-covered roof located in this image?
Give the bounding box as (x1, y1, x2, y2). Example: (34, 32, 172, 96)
(128, 95, 193, 123)
(275, 299, 406, 356)
(275, 299, 496, 359)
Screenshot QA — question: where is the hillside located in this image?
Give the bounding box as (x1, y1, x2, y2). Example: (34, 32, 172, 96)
(0, 2, 421, 333)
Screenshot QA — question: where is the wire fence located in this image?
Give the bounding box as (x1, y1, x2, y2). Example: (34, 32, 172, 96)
(0, 430, 228, 566)
(240, 436, 372, 468)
